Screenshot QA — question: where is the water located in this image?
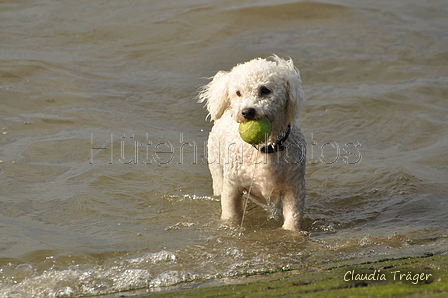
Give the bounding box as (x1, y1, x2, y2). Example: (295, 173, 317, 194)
(1, 0, 447, 296)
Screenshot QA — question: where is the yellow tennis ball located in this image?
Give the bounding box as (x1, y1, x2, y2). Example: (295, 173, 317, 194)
(238, 117, 271, 145)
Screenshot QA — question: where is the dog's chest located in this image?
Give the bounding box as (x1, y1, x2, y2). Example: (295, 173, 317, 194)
(225, 147, 294, 196)
(207, 114, 304, 198)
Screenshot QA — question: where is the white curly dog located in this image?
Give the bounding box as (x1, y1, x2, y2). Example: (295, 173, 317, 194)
(199, 55, 306, 231)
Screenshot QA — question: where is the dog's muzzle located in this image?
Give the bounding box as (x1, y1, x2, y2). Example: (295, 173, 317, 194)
(241, 107, 257, 120)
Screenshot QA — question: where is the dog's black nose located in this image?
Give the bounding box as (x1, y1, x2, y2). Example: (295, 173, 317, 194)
(241, 108, 256, 120)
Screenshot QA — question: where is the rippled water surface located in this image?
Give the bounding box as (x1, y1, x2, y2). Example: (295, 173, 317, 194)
(1, 0, 447, 297)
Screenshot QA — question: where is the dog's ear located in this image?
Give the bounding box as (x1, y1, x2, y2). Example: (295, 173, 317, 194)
(286, 69, 305, 124)
(199, 70, 230, 121)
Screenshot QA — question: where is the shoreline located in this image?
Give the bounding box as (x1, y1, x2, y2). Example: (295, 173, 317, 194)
(108, 253, 448, 298)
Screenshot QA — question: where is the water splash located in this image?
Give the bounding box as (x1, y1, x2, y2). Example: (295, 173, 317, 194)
(0, 250, 180, 298)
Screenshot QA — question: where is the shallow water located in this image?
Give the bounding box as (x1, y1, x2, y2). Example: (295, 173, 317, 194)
(1, 0, 447, 297)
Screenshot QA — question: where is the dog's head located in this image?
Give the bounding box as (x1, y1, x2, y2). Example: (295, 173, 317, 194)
(199, 55, 304, 125)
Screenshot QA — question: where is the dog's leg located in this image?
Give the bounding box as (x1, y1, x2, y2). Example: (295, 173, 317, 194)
(281, 187, 305, 231)
(220, 187, 244, 222)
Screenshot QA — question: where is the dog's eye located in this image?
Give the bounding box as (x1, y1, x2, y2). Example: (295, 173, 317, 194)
(259, 86, 272, 96)
(236, 90, 242, 97)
